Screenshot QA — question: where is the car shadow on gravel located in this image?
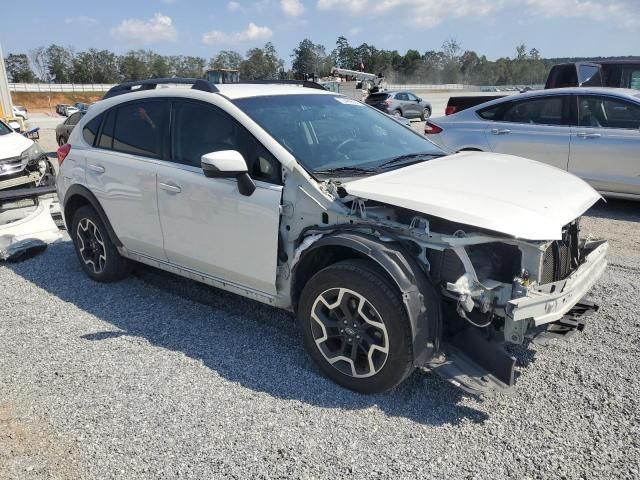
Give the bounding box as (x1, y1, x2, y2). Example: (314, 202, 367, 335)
(8, 241, 490, 427)
(585, 198, 640, 223)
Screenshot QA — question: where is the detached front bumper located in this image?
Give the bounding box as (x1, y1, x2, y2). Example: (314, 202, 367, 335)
(507, 240, 608, 326)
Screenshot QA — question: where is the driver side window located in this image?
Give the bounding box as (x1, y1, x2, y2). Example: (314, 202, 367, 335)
(170, 100, 281, 184)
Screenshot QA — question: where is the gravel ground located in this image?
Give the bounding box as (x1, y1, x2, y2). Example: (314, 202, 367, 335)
(1, 197, 639, 479)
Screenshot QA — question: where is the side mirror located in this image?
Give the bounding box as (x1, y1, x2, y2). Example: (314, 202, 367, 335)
(201, 150, 256, 196)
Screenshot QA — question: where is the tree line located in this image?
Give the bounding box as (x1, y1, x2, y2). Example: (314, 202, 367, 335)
(4, 37, 635, 86)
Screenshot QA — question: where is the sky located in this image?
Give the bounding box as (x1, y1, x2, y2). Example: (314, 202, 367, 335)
(2, 0, 639, 64)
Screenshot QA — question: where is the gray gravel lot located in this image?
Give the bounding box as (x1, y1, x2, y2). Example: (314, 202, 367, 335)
(2, 117, 639, 479)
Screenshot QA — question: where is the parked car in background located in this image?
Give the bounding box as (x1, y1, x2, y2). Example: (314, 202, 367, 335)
(56, 77, 607, 394)
(63, 106, 79, 117)
(12, 105, 28, 120)
(74, 102, 90, 113)
(365, 91, 432, 120)
(56, 104, 71, 116)
(56, 111, 85, 146)
(426, 87, 640, 200)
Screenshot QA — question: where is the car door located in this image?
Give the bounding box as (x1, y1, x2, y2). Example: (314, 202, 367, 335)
(484, 94, 572, 170)
(395, 92, 409, 115)
(406, 92, 420, 117)
(85, 100, 168, 260)
(569, 94, 640, 195)
(155, 99, 283, 295)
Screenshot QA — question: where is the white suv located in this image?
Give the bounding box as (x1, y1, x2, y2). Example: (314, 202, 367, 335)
(56, 78, 608, 394)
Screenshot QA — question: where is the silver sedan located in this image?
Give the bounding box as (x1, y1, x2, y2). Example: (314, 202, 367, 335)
(426, 87, 640, 200)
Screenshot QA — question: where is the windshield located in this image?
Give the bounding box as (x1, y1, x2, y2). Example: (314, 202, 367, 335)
(233, 94, 444, 174)
(0, 121, 12, 136)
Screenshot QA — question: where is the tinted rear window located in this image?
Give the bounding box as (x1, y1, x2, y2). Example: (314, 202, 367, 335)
(82, 114, 102, 145)
(366, 93, 390, 102)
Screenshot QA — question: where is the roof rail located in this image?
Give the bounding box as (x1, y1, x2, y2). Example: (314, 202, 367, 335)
(103, 77, 218, 99)
(235, 80, 328, 91)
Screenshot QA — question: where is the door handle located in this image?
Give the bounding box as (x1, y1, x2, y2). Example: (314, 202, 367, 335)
(88, 164, 105, 174)
(576, 132, 601, 139)
(491, 128, 511, 135)
(159, 181, 182, 193)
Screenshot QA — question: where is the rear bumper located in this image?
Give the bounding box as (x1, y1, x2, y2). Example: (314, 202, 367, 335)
(507, 240, 608, 326)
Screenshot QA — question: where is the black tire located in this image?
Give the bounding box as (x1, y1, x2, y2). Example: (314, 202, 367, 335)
(58, 136, 67, 146)
(421, 107, 431, 121)
(70, 206, 130, 282)
(393, 109, 403, 117)
(297, 259, 414, 394)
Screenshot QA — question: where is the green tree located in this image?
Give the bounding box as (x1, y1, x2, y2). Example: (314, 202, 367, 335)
(333, 36, 356, 69)
(118, 50, 149, 81)
(209, 51, 243, 70)
(239, 43, 283, 80)
(4, 54, 36, 82)
(291, 39, 330, 78)
(46, 44, 74, 82)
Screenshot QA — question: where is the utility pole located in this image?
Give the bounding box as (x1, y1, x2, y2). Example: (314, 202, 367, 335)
(0, 42, 14, 119)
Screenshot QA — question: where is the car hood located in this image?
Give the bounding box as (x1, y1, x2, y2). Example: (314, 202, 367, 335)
(342, 151, 601, 240)
(0, 132, 32, 160)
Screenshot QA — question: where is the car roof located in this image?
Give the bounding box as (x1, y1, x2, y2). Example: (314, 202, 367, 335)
(215, 83, 334, 99)
(469, 87, 640, 111)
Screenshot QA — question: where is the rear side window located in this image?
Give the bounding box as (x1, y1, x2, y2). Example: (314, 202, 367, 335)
(366, 93, 390, 102)
(67, 112, 83, 126)
(98, 101, 168, 158)
(501, 97, 564, 125)
(82, 114, 103, 145)
(478, 103, 504, 120)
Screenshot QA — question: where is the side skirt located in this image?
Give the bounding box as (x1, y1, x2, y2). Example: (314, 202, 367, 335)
(120, 248, 284, 308)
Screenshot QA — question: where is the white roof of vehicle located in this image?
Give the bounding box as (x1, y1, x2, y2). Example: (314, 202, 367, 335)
(215, 83, 335, 99)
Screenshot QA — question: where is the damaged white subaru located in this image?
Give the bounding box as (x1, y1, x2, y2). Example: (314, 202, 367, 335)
(56, 78, 608, 394)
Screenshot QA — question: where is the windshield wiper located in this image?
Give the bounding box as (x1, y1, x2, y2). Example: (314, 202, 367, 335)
(314, 166, 376, 175)
(375, 153, 444, 170)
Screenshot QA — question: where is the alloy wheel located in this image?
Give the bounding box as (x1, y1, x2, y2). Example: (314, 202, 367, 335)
(76, 218, 107, 274)
(310, 288, 389, 378)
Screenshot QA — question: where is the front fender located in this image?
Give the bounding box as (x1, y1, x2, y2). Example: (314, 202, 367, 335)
(299, 232, 441, 366)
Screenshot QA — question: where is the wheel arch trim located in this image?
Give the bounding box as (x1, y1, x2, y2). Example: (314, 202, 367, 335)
(62, 184, 123, 247)
(293, 232, 441, 365)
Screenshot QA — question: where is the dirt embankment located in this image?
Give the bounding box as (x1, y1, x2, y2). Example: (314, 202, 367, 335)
(11, 92, 105, 114)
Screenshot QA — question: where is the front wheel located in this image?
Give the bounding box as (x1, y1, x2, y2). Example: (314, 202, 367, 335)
(421, 107, 431, 121)
(297, 259, 414, 393)
(393, 109, 402, 117)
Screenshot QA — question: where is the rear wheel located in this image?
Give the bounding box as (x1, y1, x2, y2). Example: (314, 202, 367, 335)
(298, 259, 414, 393)
(71, 206, 130, 282)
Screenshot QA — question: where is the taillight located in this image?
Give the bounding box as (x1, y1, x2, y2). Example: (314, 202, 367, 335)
(445, 106, 458, 115)
(57, 143, 71, 166)
(424, 122, 443, 134)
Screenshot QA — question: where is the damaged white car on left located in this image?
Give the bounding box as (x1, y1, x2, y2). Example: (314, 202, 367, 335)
(57, 78, 608, 395)
(0, 119, 55, 191)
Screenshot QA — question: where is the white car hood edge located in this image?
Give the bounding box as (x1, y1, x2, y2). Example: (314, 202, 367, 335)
(342, 152, 601, 241)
